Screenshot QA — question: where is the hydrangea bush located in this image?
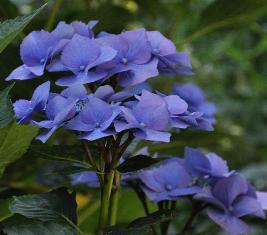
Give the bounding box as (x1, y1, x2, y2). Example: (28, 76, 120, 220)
(5, 20, 267, 235)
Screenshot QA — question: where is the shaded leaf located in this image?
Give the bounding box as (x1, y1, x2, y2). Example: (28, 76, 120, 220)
(29, 144, 97, 168)
(1, 214, 77, 235)
(0, 83, 15, 128)
(0, 122, 38, 176)
(0, 3, 47, 53)
(9, 188, 77, 224)
(117, 155, 164, 173)
(0, 198, 13, 222)
(105, 209, 178, 235)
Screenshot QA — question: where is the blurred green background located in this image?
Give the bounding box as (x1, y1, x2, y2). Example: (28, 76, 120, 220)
(1, 0, 267, 234)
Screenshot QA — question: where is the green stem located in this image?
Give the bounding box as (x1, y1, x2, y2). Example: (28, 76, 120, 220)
(98, 170, 115, 235)
(108, 171, 121, 226)
(45, 0, 63, 31)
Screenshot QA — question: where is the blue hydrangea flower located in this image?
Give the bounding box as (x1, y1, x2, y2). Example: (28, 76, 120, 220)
(6, 31, 57, 81)
(65, 96, 120, 141)
(97, 29, 159, 87)
(147, 31, 192, 75)
(194, 173, 265, 235)
(55, 35, 117, 86)
(115, 90, 170, 142)
(13, 81, 50, 123)
(139, 158, 201, 203)
(173, 82, 217, 129)
(184, 147, 230, 182)
(32, 85, 88, 142)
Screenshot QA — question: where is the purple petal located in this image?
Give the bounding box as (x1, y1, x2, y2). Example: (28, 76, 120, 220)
(20, 30, 55, 71)
(122, 28, 151, 64)
(56, 71, 107, 86)
(257, 191, 267, 210)
(184, 147, 211, 177)
(31, 81, 50, 110)
(147, 31, 176, 56)
(61, 35, 100, 72)
(213, 174, 249, 207)
(94, 85, 114, 100)
(134, 128, 171, 142)
(164, 95, 188, 115)
(169, 186, 202, 197)
(78, 129, 114, 141)
(5, 65, 36, 81)
(80, 97, 113, 125)
(233, 196, 265, 219)
(51, 21, 74, 40)
(132, 90, 168, 130)
(61, 84, 88, 99)
(208, 208, 250, 235)
(13, 100, 31, 122)
(117, 58, 159, 87)
(206, 152, 229, 177)
(36, 126, 58, 143)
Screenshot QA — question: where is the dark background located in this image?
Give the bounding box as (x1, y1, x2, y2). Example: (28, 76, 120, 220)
(1, 0, 267, 234)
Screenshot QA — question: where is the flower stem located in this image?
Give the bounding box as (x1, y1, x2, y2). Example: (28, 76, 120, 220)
(98, 170, 115, 235)
(108, 171, 121, 226)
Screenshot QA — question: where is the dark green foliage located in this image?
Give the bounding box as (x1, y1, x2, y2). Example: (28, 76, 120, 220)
(0, 83, 14, 128)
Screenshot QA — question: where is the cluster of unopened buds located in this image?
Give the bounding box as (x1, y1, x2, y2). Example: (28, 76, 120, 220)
(7, 20, 267, 235)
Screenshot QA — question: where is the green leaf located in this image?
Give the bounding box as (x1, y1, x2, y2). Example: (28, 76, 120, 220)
(116, 155, 164, 173)
(9, 188, 77, 224)
(1, 214, 77, 235)
(181, 0, 267, 43)
(0, 122, 38, 176)
(0, 83, 15, 128)
(0, 3, 47, 53)
(0, 198, 13, 221)
(29, 144, 97, 167)
(105, 209, 177, 235)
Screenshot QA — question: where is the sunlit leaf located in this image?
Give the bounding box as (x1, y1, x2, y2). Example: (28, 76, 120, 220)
(0, 3, 47, 53)
(0, 83, 15, 128)
(0, 122, 38, 176)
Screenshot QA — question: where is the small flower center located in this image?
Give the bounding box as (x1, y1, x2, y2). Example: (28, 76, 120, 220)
(75, 99, 88, 112)
(165, 184, 173, 191)
(228, 206, 233, 212)
(40, 58, 45, 64)
(153, 48, 160, 54)
(80, 65, 85, 71)
(95, 122, 100, 128)
(121, 57, 128, 65)
(203, 175, 210, 179)
(140, 122, 146, 127)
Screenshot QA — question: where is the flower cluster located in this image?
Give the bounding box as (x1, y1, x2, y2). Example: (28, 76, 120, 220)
(6, 20, 191, 85)
(9, 20, 262, 235)
(71, 146, 267, 234)
(8, 21, 216, 143)
(140, 147, 267, 235)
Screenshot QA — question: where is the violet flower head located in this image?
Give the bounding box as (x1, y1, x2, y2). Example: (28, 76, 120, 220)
(147, 31, 192, 75)
(32, 85, 87, 143)
(173, 82, 217, 131)
(66, 96, 120, 141)
(115, 90, 171, 142)
(13, 81, 50, 123)
(55, 34, 117, 86)
(6, 30, 57, 81)
(97, 29, 159, 87)
(184, 147, 230, 183)
(140, 158, 201, 203)
(194, 173, 266, 235)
